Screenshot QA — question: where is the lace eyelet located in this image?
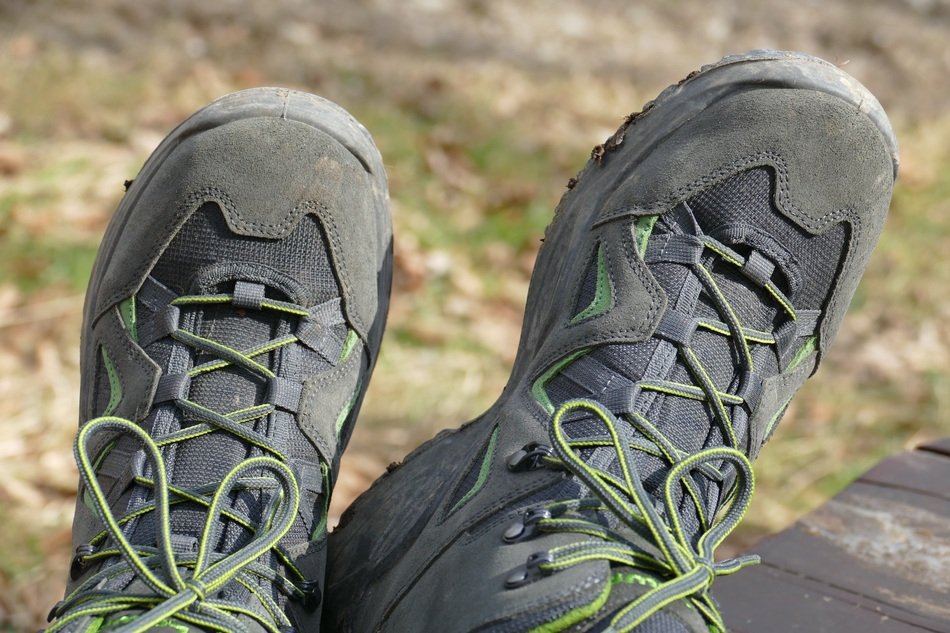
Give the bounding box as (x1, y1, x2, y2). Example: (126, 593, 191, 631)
(69, 544, 96, 581)
(506, 443, 554, 472)
(504, 550, 554, 589)
(503, 508, 552, 543)
(300, 579, 322, 613)
(47, 600, 66, 622)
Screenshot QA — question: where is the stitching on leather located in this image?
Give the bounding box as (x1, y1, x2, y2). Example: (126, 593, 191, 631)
(299, 341, 362, 462)
(535, 219, 664, 379)
(296, 199, 369, 336)
(100, 308, 156, 421)
(566, 241, 603, 327)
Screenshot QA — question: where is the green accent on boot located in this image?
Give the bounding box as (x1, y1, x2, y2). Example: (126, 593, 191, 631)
(449, 426, 499, 515)
(118, 296, 138, 342)
(311, 461, 332, 540)
(635, 214, 660, 257)
(571, 243, 613, 324)
(335, 382, 362, 437)
(530, 570, 662, 633)
(532, 349, 590, 413)
(759, 336, 819, 439)
(612, 570, 660, 589)
(101, 346, 122, 416)
(528, 574, 613, 633)
(786, 335, 817, 371)
(339, 329, 359, 362)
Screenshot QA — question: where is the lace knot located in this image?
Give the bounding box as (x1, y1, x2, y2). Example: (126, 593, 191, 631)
(537, 399, 758, 632)
(184, 578, 208, 602)
(693, 556, 716, 589)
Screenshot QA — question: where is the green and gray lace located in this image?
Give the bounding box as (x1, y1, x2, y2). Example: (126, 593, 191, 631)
(508, 225, 806, 632)
(540, 400, 757, 632)
(48, 292, 326, 633)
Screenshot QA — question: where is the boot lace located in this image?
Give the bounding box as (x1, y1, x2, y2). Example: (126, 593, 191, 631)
(49, 289, 333, 633)
(505, 207, 811, 631)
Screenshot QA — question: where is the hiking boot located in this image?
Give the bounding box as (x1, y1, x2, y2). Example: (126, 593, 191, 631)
(324, 50, 897, 632)
(48, 87, 392, 632)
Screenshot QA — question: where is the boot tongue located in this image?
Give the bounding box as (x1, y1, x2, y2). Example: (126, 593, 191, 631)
(80, 203, 348, 623)
(547, 173, 793, 545)
(164, 281, 283, 544)
(185, 278, 281, 416)
(121, 275, 294, 590)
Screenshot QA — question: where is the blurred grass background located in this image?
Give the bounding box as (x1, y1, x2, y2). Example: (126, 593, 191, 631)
(0, 0, 948, 629)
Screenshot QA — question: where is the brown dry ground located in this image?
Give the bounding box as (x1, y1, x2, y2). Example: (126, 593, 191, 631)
(1, 1, 949, 630)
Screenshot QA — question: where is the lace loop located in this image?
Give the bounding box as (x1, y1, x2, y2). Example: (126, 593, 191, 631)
(543, 399, 758, 633)
(509, 207, 803, 630)
(48, 286, 339, 632)
(49, 417, 300, 633)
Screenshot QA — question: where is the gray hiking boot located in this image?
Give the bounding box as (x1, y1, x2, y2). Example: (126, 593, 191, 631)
(47, 88, 392, 632)
(324, 51, 897, 632)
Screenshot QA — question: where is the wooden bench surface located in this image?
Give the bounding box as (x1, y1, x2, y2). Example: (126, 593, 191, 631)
(715, 438, 950, 633)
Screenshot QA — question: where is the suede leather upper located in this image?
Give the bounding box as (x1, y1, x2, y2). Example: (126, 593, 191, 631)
(325, 51, 897, 633)
(59, 88, 391, 633)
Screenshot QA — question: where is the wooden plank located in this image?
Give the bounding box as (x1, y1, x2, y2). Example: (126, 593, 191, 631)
(717, 564, 932, 633)
(753, 482, 950, 629)
(716, 444, 950, 632)
(859, 450, 950, 501)
(919, 438, 950, 459)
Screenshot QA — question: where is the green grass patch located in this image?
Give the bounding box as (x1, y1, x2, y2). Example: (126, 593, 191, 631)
(0, 235, 98, 293)
(0, 51, 148, 142)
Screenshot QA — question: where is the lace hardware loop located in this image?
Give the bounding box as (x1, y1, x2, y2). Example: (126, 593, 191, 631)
(740, 250, 775, 287)
(503, 507, 552, 543)
(299, 579, 323, 613)
(735, 370, 764, 413)
(506, 443, 554, 472)
(69, 544, 96, 581)
(504, 551, 555, 589)
(232, 281, 266, 310)
(47, 600, 66, 623)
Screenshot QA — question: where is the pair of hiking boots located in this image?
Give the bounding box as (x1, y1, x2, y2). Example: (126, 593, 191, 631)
(48, 50, 898, 633)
